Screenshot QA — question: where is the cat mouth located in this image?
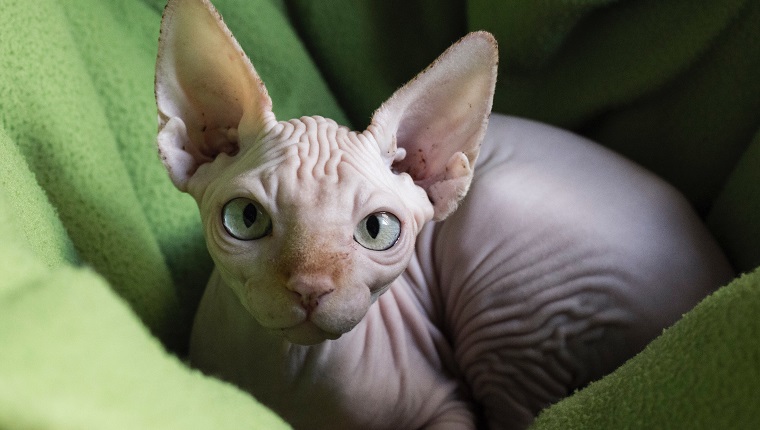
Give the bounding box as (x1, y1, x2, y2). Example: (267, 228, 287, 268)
(275, 320, 342, 345)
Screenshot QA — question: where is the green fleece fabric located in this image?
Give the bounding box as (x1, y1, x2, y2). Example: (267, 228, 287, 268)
(0, 0, 758, 428)
(709, 130, 760, 273)
(0, 210, 289, 429)
(287, 0, 760, 214)
(531, 269, 760, 429)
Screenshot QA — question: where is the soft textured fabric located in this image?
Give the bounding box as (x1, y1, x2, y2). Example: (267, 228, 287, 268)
(531, 269, 760, 429)
(0, 0, 758, 428)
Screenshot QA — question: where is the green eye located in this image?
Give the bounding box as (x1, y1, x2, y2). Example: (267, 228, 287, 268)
(354, 212, 401, 251)
(222, 198, 272, 240)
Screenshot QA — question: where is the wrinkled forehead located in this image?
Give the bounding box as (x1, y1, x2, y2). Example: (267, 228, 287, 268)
(215, 116, 400, 212)
(195, 115, 433, 235)
(260, 116, 393, 189)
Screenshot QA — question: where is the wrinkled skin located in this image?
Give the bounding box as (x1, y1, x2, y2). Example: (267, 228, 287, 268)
(156, 1, 734, 429)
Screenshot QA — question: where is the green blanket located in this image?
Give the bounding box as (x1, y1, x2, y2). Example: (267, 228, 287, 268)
(1, 0, 758, 428)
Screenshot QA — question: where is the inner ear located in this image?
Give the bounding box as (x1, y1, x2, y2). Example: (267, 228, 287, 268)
(368, 32, 498, 220)
(155, 0, 274, 191)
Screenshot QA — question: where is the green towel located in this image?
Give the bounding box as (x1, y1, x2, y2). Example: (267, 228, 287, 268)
(1, 0, 759, 428)
(709, 130, 760, 273)
(531, 269, 760, 429)
(0, 220, 288, 429)
(287, 0, 760, 214)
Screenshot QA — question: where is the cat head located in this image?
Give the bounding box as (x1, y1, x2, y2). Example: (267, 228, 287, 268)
(155, 0, 497, 344)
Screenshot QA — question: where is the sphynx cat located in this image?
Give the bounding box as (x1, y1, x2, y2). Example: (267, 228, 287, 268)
(155, 0, 733, 428)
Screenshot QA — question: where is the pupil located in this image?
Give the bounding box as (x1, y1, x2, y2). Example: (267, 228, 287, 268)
(366, 215, 380, 239)
(243, 203, 257, 228)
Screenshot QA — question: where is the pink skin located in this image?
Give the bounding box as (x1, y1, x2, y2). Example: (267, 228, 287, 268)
(156, 1, 734, 428)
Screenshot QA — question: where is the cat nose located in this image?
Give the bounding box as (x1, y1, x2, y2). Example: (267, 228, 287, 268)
(286, 276, 335, 311)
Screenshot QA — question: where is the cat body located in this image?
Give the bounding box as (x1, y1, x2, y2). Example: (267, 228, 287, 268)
(155, 1, 733, 428)
(189, 115, 731, 429)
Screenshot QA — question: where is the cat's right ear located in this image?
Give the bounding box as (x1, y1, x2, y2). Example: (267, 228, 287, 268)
(155, 0, 275, 192)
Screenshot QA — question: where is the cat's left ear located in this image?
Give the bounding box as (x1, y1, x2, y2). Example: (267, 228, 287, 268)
(368, 32, 498, 221)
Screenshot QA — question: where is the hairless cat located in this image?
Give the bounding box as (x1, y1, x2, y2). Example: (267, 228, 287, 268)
(155, 0, 733, 428)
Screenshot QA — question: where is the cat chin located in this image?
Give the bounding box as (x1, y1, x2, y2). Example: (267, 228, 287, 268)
(275, 321, 343, 346)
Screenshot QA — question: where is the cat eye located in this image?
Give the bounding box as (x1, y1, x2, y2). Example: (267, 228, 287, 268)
(222, 197, 272, 241)
(354, 212, 401, 251)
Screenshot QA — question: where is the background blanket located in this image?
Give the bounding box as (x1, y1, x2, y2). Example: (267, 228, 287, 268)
(0, 0, 758, 428)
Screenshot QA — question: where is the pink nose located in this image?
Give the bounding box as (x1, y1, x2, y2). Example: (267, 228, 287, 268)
(287, 276, 335, 311)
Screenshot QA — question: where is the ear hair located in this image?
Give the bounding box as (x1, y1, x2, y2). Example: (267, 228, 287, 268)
(368, 32, 498, 220)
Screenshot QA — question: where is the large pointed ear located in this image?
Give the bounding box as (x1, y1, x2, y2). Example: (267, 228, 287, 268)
(368, 32, 498, 221)
(155, 0, 275, 192)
